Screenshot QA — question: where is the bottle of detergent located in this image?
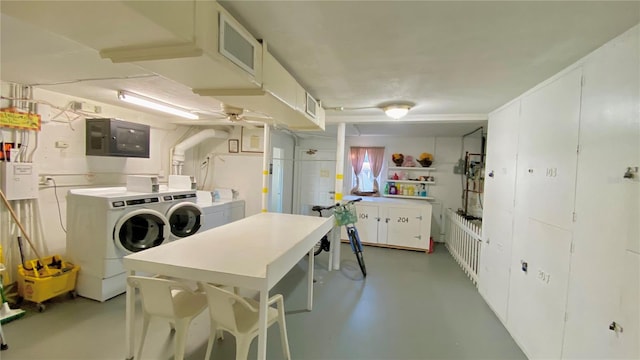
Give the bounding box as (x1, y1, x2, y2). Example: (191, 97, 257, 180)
(389, 182, 397, 195)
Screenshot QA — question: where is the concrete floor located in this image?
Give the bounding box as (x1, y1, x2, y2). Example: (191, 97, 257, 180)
(2, 243, 526, 359)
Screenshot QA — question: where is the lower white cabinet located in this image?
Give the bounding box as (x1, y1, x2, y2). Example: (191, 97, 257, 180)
(341, 197, 432, 251)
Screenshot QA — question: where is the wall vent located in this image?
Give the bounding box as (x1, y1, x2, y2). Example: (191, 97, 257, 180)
(219, 13, 258, 76)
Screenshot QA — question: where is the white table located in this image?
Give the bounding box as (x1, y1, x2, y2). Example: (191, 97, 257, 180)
(123, 212, 333, 360)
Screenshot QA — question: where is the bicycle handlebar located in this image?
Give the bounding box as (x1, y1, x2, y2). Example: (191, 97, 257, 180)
(311, 197, 362, 213)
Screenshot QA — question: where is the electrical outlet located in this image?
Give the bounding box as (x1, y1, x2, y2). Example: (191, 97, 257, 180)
(39, 176, 54, 185)
(55, 141, 69, 149)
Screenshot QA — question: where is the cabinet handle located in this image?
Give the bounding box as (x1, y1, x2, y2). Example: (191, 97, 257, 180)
(375, 217, 380, 222)
(413, 235, 421, 240)
(415, 216, 422, 220)
(385, 218, 390, 223)
(488, 170, 494, 178)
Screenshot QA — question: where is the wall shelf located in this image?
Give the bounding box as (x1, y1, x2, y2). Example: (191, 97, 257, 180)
(388, 166, 436, 171)
(382, 194, 435, 201)
(390, 180, 435, 185)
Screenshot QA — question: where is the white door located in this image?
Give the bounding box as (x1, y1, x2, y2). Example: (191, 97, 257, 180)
(479, 100, 520, 322)
(294, 149, 336, 215)
(269, 147, 284, 213)
(562, 29, 639, 359)
(384, 206, 423, 248)
(508, 68, 582, 359)
(353, 203, 379, 244)
(479, 208, 514, 323)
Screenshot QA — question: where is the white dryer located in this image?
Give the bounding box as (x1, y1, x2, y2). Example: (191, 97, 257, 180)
(66, 187, 170, 301)
(158, 188, 203, 241)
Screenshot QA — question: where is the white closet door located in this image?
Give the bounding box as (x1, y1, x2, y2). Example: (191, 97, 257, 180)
(515, 68, 582, 230)
(508, 67, 582, 359)
(562, 27, 639, 359)
(479, 100, 520, 322)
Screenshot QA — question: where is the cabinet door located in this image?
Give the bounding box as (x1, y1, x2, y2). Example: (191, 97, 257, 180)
(385, 206, 423, 249)
(354, 203, 380, 244)
(562, 29, 639, 359)
(229, 202, 245, 223)
(515, 68, 582, 230)
(479, 100, 520, 322)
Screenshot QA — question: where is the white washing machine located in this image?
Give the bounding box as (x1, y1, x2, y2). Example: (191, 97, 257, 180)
(66, 187, 170, 301)
(158, 188, 203, 241)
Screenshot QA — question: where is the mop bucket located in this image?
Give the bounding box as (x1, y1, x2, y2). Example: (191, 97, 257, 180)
(17, 255, 79, 310)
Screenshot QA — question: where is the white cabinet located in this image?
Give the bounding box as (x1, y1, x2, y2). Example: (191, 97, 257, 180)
(352, 203, 380, 244)
(383, 165, 436, 200)
(385, 206, 425, 248)
(341, 198, 432, 251)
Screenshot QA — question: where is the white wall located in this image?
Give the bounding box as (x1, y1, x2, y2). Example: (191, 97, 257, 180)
(293, 133, 482, 240)
(185, 126, 295, 217)
(0, 84, 189, 280)
(345, 134, 482, 241)
(480, 24, 639, 359)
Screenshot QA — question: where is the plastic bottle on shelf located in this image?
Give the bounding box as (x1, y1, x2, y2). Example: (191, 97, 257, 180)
(384, 182, 389, 195)
(389, 182, 397, 195)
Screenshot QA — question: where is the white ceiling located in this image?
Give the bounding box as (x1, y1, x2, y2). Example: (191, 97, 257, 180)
(1, 1, 639, 137)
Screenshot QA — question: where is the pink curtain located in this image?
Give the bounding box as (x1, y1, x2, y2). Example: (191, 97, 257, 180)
(350, 147, 368, 194)
(367, 147, 385, 194)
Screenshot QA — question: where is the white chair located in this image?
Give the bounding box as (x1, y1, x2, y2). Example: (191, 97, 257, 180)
(127, 275, 207, 360)
(200, 283, 291, 360)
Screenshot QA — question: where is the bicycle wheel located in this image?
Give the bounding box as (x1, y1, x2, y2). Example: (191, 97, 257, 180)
(348, 228, 367, 277)
(313, 238, 324, 256)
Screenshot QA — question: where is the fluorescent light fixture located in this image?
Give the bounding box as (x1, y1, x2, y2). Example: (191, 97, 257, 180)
(383, 104, 411, 119)
(118, 90, 199, 120)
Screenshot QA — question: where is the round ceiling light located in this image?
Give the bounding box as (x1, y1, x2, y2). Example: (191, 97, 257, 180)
(382, 104, 411, 119)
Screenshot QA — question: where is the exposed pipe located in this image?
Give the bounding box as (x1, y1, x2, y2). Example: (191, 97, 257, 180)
(172, 129, 229, 168)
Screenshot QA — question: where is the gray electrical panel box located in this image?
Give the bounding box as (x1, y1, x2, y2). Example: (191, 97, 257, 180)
(86, 118, 150, 158)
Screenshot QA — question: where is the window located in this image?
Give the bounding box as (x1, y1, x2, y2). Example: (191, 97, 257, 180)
(350, 147, 385, 195)
(353, 152, 376, 192)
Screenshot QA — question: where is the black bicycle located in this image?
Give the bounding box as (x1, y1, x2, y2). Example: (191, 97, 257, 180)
(311, 198, 366, 277)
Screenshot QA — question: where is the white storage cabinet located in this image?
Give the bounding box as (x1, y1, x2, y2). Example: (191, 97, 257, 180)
(341, 197, 432, 252)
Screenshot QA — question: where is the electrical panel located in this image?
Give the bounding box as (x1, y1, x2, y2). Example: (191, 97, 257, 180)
(1, 162, 39, 200)
(85, 118, 150, 158)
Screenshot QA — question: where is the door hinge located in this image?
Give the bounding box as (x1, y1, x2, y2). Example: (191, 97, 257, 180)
(565, 312, 569, 322)
(572, 212, 577, 222)
(570, 241, 575, 253)
(576, 145, 580, 154)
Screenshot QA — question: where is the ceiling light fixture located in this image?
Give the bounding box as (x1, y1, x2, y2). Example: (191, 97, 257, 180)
(382, 104, 411, 120)
(117, 90, 199, 120)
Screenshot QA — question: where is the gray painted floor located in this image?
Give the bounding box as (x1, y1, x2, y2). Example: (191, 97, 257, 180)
(2, 244, 526, 360)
